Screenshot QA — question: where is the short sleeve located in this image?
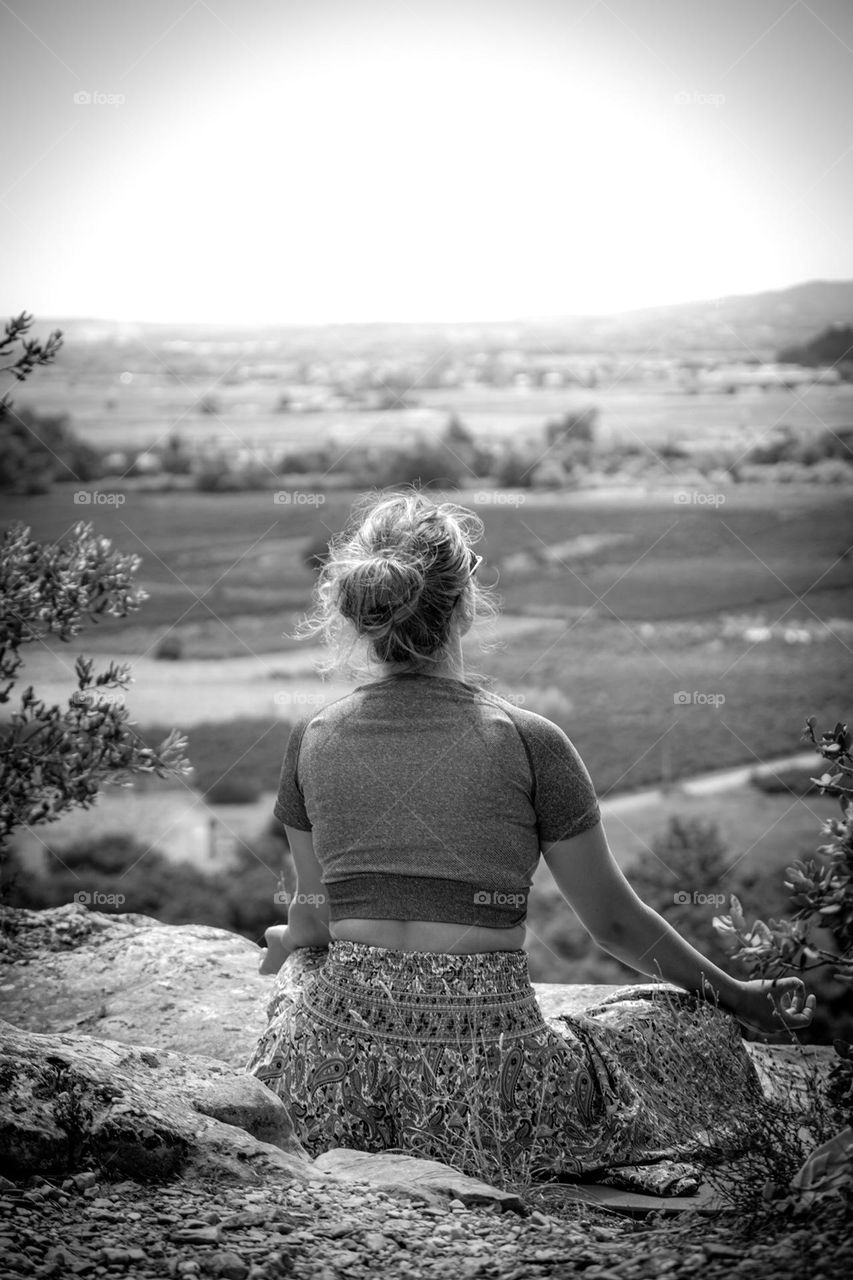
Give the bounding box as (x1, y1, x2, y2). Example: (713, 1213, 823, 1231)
(273, 716, 312, 830)
(517, 716, 600, 845)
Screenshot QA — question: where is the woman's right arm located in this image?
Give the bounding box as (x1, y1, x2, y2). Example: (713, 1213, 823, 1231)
(542, 820, 815, 1035)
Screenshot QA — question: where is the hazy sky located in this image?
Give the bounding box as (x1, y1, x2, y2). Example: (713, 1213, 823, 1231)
(1, 0, 851, 323)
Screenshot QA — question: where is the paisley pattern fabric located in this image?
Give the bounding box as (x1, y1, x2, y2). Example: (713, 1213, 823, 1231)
(244, 941, 765, 1193)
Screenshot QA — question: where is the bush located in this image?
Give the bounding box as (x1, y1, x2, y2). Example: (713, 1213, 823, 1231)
(204, 775, 263, 805)
(278, 445, 331, 474)
(751, 766, 819, 796)
(0, 317, 187, 853)
(154, 635, 184, 661)
(493, 441, 539, 488)
(544, 407, 597, 447)
(809, 459, 853, 485)
(364, 433, 469, 490)
(0, 406, 104, 493)
(744, 425, 853, 472)
(441, 414, 494, 477)
(529, 459, 570, 489)
(0, 522, 190, 853)
(715, 717, 853, 1047)
(194, 454, 271, 492)
(626, 816, 771, 979)
(158, 433, 194, 475)
(1, 829, 294, 942)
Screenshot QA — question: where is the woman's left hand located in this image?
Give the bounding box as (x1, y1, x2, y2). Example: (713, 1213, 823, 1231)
(732, 976, 816, 1034)
(258, 924, 295, 975)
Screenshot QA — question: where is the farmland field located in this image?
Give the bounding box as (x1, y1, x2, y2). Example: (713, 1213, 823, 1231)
(4, 480, 852, 636)
(12, 367, 853, 452)
(4, 481, 852, 798)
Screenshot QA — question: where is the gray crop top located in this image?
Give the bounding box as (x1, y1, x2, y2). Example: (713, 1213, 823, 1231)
(274, 672, 601, 928)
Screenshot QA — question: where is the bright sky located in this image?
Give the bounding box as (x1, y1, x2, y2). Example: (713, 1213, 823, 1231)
(1, 0, 852, 324)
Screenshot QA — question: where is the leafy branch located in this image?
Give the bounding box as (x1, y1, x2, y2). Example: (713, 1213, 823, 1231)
(0, 520, 191, 849)
(714, 719, 853, 991)
(0, 313, 190, 853)
(0, 312, 63, 420)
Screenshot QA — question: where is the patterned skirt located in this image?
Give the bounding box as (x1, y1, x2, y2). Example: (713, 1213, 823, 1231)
(243, 940, 766, 1194)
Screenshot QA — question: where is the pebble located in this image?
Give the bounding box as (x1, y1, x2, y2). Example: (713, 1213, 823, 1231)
(169, 1224, 222, 1245)
(363, 1231, 392, 1251)
(210, 1251, 248, 1280)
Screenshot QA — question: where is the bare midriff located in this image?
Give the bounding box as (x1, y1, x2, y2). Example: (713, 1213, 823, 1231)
(329, 918, 527, 953)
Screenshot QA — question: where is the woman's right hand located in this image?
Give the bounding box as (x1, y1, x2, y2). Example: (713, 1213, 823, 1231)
(258, 924, 295, 975)
(732, 976, 816, 1034)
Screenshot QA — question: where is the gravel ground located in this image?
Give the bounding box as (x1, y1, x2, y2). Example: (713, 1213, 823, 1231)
(1, 1168, 851, 1280)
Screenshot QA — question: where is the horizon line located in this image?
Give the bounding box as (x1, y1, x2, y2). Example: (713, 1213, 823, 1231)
(6, 276, 852, 333)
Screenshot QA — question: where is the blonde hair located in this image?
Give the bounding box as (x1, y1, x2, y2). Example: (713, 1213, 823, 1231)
(293, 486, 502, 684)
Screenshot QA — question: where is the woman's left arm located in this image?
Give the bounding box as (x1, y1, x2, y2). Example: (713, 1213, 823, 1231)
(258, 825, 331, 974)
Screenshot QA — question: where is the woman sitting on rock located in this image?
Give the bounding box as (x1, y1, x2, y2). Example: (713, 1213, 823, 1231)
(245, 487, 814, 1192)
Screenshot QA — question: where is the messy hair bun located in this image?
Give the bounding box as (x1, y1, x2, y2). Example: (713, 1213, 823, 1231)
(292, 485, 501, 682)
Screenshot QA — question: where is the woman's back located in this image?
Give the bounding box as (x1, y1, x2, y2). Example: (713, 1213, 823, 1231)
(276, 668, 600, 950)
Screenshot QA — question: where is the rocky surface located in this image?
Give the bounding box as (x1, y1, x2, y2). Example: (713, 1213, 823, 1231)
(2, 1162, 852, 1280)
(0, 904, 268, 1070)
(1, 903, 850, 1279)
(0, 1018, 310, 1185)
(0, 904, 632, 1070)
(0, 903, 833, 1109)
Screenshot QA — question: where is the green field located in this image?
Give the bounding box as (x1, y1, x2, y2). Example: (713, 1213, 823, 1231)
(5, 482, 852, 637)
(4, 482, 852, 796)
(12, 369, 853, 451)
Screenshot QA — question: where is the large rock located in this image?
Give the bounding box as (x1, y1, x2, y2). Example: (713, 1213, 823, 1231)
(312, 1149, 525, 1212)
(0, 1018, 531, 1212)
(0, 903, 270, 1069)
(0, 901, 837, 1199)
(0, 904, 834, 1111)
(0, 1018, 311, 1184)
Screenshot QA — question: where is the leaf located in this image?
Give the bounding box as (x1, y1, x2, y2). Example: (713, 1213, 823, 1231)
(728, 895, 746, 932)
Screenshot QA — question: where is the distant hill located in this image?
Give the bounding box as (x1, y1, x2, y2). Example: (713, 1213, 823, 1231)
(778, 321, 853, 369)
(523, 279, 853, 359)
(17, 278, 853, 361)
